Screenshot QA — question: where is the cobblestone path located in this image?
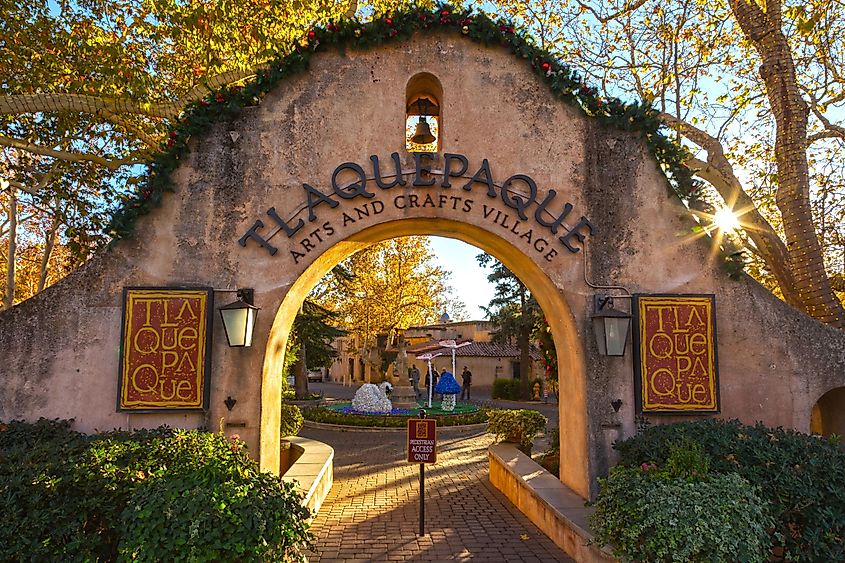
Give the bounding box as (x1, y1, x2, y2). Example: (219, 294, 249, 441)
(301, 425, 573, 562)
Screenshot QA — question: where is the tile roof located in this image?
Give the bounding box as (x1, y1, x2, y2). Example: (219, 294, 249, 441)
(409, 340, 541, 360)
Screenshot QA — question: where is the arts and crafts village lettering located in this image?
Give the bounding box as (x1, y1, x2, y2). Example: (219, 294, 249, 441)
(239, 153, 594, 263)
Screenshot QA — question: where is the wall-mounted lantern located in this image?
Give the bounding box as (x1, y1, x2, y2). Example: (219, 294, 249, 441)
(591, 294, 631, 357)
(219, 288, 259, 347)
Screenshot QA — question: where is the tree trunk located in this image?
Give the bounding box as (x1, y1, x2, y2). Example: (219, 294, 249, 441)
(37, 215, 59, 293)
(730, 0, 845, 328)
(295, 343, 308, 399)
(4, 187, 16, 309)
(518, 324, 531, 400)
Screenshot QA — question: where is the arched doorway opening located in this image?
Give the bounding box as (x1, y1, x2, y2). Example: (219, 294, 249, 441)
(810, 387, 845, 437)
(258, 217, 590, 497)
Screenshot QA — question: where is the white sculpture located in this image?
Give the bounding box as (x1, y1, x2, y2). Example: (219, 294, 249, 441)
(351, 382, 393, 413)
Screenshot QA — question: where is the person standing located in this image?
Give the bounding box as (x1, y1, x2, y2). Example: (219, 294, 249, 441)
(460, 366, 472, 401)
(430, 367, 440, 401)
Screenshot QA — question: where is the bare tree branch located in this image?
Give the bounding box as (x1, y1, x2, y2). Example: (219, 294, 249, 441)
(575, 0, 649, 24)
(0, 135, 144, 170)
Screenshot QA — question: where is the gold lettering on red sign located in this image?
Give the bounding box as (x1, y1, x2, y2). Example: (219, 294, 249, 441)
(119, 289, 211, 411)
(636, 295, 719, 413)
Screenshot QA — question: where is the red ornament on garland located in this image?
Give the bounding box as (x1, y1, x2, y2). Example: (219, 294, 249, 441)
(307, 30, 316, 39)
(385, 17, 393, 25)
(541, 62, 551, 72)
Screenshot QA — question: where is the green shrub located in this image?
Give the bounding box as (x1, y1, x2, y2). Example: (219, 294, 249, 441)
(491, 378, 521, 400)
(613, 419, 845, 560)
(590, 467, 772, 562)
(486, 409, 547, 453)
(119, 470, 311, 562)
(0, 419, 312, 562)
(280, 403, 304, 437)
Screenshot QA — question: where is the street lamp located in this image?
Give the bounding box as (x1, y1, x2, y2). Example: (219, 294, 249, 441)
(416, 352, 443, 408)
(591, 294, 631, 357)
(218, 288, 260, 347)
(438, 339, 471, 376)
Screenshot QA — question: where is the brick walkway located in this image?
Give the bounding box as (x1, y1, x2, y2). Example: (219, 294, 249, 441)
(301, 425, 573, 562)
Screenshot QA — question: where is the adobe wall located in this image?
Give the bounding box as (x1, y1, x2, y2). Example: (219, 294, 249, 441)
(1, 32, 843, 498)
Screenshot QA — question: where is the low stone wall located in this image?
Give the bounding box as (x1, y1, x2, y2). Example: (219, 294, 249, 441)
(282, 436, 334, 517)
(488, 443, 616, 562)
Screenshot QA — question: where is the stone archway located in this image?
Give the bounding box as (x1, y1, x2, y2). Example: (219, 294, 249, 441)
(2, 27, 844, 507)
(810, 387, 845, 437)
(261, 218, 590, 496)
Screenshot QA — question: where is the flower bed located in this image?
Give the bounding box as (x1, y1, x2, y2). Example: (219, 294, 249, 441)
(303, 403, 488, 428)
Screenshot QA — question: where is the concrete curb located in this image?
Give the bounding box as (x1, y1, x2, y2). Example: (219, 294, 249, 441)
(282, 436, 334, 517)
(488, 443, 617, 562)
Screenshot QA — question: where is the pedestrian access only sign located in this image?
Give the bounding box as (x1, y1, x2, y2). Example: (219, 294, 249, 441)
(407, 418, 437, 463)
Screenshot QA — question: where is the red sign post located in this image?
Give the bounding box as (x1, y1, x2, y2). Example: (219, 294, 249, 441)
(407, 418, 437, 463)
(408, 413, 437, 537)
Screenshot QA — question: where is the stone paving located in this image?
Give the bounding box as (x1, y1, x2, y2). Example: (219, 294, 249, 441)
(300, 388, 574, 562)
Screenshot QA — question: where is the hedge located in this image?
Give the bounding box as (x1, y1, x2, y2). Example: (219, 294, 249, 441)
(611, 419, 845, 561)
(0, 419, 312, 562)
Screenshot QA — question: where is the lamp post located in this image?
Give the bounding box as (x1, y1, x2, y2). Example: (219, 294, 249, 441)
(591, 295, 631, 357)
(438, 339, 471, 376)
(416, 352, 443, 408)
(218, 289, 260, 347)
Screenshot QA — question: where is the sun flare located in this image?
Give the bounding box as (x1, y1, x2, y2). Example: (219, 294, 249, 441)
(713, 207, 741, 233)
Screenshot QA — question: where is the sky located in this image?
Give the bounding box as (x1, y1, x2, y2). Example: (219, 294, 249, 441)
(427, 236, 494, 320)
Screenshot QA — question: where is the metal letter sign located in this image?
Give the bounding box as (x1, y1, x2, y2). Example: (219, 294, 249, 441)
(118, 287, 213, 411)
(407, 418, 437, 463)
(633, 294, 720, 414)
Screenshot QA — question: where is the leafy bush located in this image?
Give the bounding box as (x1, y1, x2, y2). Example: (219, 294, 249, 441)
(119, 470, 310, 562)
(613, 419, 845, 560)
(590, 467, 772, 562)
(280, 403, 304, 437)
(491, 378, 521, 400)
(302, 406, 492, 427)
(0, 419, 312, 562)
(486, 409, 548, 453)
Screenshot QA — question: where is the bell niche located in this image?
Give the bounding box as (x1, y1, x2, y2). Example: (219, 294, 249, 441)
(405, 72, 443, 153)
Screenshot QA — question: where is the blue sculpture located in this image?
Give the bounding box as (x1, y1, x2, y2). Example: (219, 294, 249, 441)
(435, 371, 461, 394)
(435, 371, 461, 411)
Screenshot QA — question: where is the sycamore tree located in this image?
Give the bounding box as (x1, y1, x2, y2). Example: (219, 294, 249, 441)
(475, 0, 845, 328)
(285, 298, 346, 398)
(312, 236, 464, 352)
(0, 0, 359, 308)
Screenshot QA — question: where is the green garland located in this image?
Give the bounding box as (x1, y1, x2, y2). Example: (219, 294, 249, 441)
(105, 3, 743, 275)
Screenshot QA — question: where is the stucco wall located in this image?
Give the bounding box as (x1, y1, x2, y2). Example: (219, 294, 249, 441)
(1, 32, 844, 499)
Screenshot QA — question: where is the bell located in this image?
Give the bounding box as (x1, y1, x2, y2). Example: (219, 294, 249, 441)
(411, 117, 435, 144)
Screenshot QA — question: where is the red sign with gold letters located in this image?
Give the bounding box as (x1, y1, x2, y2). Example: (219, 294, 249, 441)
(118, 288, 213, 411)
(633, 294, 719, 413)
